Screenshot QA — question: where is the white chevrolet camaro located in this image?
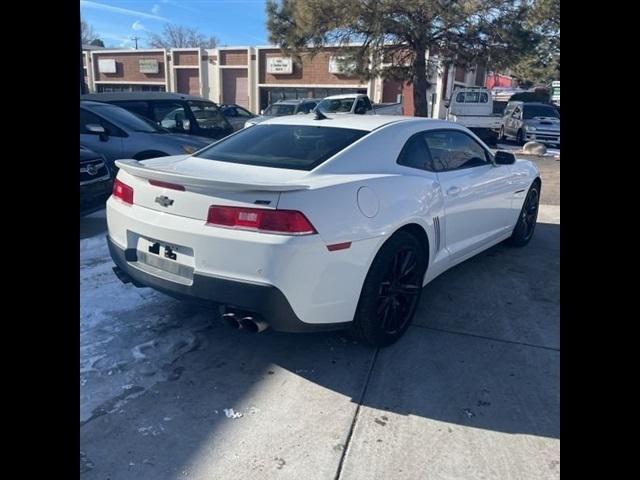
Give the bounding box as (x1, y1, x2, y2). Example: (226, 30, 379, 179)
(107, 113, 540, 347)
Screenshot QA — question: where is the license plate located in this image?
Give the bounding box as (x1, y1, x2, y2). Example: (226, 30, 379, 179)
(134, 236, 195, 283)
(147, 241, 177, 261)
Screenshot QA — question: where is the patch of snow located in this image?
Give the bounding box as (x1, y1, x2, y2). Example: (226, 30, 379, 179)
(223, 408, 243, 419)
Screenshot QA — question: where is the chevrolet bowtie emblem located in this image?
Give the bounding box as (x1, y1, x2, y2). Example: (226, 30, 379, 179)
(155, 195, 174, 207)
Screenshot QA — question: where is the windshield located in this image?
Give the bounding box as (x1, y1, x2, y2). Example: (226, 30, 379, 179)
(187, 101, 230, 130)
(316, 98, 355, 113)
(523, 105, 559, 119)
(263, 104, 296, 116)
(91, 104, 165, 133)
(196, 124, 368, 170)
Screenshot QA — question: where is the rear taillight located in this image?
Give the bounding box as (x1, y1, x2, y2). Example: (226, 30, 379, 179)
(206, 205, 317, 235)
(112, 179, 134, 205)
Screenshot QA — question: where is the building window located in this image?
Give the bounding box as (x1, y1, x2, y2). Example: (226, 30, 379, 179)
(259, 87, 368, 110)
(96, 84, 166, 93)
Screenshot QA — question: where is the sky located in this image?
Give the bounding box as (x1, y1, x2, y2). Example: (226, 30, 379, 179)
(80, 0, 271, 49)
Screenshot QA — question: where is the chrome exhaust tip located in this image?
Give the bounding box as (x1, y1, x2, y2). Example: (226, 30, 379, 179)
(239, 316, 269, 333)
(222, 312, 242, 330)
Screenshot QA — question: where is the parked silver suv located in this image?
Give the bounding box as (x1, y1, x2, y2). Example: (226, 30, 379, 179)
(499, 101, 560, 147)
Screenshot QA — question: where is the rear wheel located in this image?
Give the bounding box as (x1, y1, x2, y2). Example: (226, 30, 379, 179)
(350, 231, 427, 347)
(516, 129, 525, 145)
(506, 182, 540, 247)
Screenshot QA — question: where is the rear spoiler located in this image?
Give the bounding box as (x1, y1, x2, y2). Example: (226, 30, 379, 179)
(115, 159, 311, 192)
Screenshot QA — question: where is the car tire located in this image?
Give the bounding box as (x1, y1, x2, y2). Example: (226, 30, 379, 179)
(516, 129, 525, 145)
(506, 181, 540, 247)
(134, 151, 169, 161)
(350, 231, 427, 348)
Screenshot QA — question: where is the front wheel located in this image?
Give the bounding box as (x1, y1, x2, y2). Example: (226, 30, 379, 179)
(516, 129, 525, 145)
(350, 231, 427, 347)
(506, 182, 540, 247)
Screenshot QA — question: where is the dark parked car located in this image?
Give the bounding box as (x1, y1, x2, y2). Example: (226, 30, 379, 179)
(80, 146, 113, 216)
(81, 92, 234, 140)
(220, 104, 257, 131)
(80, 101, 211, 168)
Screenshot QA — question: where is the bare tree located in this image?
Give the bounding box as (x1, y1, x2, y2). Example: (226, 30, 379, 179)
(81, 20, 100, 45)
(148, 24, 219, 49)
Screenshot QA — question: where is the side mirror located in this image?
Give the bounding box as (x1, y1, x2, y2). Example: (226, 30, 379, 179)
(86, 123, 105, 134)
(86, 123, 108, 141)
(260, 109, 265, 115)
(494, 150, 516, 165)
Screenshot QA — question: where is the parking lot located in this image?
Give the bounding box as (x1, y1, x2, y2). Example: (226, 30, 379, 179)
(80, 156, 559, 480)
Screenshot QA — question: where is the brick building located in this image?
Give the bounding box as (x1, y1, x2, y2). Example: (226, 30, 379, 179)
(82, 45, 486, 119)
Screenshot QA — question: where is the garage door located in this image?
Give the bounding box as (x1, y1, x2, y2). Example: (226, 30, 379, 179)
(176, 68, 199, 96)
(222, 69, 249, 108)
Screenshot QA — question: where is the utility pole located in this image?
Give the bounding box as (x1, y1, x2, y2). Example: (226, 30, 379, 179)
(132, 36, 139, 50)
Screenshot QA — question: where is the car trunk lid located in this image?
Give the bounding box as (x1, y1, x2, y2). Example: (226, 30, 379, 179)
(115, 155, 311, 221)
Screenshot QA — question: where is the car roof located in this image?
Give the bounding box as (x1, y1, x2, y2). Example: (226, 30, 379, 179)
(322, 94, 363, 100)
(81, 92, 212, 102)
(81, 100, 114, 107)
(273, 98, 322, 105)
(259, 113, 456, 132)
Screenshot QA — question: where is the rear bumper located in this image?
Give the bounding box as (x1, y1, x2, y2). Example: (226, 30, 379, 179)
(107, 235, 349, 333)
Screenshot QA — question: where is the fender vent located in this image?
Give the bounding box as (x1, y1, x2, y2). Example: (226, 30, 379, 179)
(433, 216, 441, 252)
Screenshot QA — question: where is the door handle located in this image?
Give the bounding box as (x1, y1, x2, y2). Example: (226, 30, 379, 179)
(446, 186, 461, 196)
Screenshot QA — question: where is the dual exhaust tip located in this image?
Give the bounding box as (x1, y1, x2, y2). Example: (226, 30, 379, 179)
(222, 311, 269, 333)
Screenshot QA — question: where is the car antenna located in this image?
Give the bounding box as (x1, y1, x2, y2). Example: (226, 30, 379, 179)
(314, 108, 329, 120)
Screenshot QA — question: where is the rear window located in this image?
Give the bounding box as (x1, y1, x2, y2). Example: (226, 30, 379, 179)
(196, 124, 368, 170)
(523, 105, 559, 119)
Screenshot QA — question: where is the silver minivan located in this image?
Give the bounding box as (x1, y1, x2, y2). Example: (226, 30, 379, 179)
(499, 101, 560, 147)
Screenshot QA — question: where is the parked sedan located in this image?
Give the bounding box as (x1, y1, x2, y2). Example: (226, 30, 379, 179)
(220, 104, 257, 131)
(80, 101, 211, 168)
(81, 92, 234, 140)
(106, 115, 540, 347)
(80, 146, 113, 216)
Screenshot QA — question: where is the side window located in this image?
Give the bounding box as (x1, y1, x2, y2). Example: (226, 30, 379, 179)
(512, 106, 521, 118)
(362, 96, 373, 111)
(480, 92, 488, 103)
(455, 91, 465, 103)
(355, 98, 367, 114)
(236, 107, 253, 117)
(503, 106, 514, 117)
(299, 102, 316, 114)
(112, 101, 149, 119)
(424, 130, 489, 172)
(80, 108, 125, 137)
(397, 133, 433, 171)
(223, 107, 238, 117)
(152, 102, 190, 132)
